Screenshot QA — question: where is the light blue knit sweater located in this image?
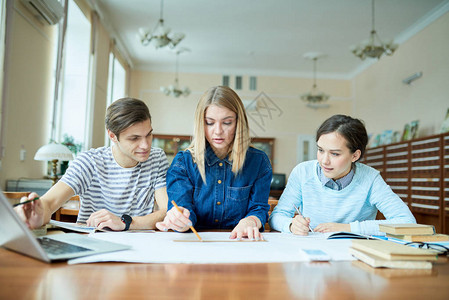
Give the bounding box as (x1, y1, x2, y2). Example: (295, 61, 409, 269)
(269, 160, 416, 235)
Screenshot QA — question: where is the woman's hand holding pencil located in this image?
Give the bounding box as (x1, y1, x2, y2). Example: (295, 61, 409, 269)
(290, 204, 314, 236)
(156, 201, 202, 241)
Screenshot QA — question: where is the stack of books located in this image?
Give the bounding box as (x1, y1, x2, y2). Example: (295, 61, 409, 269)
(349, 240, 438, 269)
(379, 223, 449, 242)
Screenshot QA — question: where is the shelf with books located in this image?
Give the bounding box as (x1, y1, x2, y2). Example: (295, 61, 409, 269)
(251, 137, 275, 168)
(152, 134, 192, 165)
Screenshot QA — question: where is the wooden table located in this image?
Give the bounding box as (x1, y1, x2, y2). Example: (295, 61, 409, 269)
(1, 248, 448, 300)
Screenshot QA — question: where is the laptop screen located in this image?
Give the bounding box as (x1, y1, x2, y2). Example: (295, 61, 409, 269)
(0, 190, 50, 261)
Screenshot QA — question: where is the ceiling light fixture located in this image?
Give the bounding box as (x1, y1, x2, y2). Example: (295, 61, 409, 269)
(138, 0, 185, 49)
(351, 0, 398, 60)
(161, 48, 190, 98)
(300, 53, 330, 109)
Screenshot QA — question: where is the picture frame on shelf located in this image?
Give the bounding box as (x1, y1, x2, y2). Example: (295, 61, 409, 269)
(410, 120, 419, 140)
(392, 131, 401, 143)
(401, 123, 411, 141)
(440, 108, 449, 133)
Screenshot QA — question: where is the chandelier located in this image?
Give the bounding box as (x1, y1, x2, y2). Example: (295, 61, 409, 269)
(138, 0, 185, 49)
(300, 53, 330, 108)
(351, 0, 398, 60)
(161, 49, 190, 98)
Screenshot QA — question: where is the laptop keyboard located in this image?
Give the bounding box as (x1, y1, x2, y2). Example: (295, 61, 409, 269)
(38, 237, 91, 255)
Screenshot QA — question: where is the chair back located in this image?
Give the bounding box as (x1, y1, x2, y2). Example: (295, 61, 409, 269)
(3, 192, 30, 206)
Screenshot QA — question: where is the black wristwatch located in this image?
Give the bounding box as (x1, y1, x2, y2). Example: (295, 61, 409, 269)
(121, 214, 132, 231)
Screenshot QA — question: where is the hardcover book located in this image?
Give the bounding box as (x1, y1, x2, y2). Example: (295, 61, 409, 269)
(351, 240, 438, 261)
(386, 233, 449, 242)
(349, 247, 433, 269)
(379, 224, 435, 235)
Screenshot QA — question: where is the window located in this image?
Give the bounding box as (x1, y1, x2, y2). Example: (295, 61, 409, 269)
(107, 52, 126, 107)
(222, 75, 229, 87)
(235, 75, 242, 90)
(249, 76, 257, 91)
(0, 0, 7, 160)
(55, 0, 91, 150)
(105, 52, 126, 145)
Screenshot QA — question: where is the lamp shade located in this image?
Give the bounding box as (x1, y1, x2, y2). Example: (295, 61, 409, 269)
(34, 143, 74, 161)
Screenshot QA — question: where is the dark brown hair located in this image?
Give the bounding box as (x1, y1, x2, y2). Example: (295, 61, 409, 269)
(316, 114, 368, 161)
(105, 98, 151, 139)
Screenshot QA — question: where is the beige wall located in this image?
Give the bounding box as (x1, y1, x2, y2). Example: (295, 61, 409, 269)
(353, 11, 449, 139)
(0, 0, 112, 189)
(0, 1, 57, 187)
(129, 70, 352, 176)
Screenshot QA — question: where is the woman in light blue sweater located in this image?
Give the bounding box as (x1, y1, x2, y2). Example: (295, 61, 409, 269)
(269, 115, 415, 236)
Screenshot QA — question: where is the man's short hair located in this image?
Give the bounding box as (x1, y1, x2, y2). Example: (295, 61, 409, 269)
(105, 98, 151, 139)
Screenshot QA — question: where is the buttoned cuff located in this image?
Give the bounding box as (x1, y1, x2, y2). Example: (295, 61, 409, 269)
(350, 221, 361, 234)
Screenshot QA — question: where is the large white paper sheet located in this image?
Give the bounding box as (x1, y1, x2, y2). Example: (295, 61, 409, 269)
(69, 232, 354, 264)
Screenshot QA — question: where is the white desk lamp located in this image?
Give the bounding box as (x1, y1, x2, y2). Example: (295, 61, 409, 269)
(34, 143, 74, 185)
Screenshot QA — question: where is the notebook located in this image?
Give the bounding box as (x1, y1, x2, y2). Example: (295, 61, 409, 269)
(326, 231, 374, 240)
(0, 190, 130, 263)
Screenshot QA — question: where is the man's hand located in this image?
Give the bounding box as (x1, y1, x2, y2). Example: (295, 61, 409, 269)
(14, 192, 45, 229)
(87, 209, 126, 231)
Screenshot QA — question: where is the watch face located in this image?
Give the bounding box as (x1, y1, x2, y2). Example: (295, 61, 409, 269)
(121, 214, 132, 230)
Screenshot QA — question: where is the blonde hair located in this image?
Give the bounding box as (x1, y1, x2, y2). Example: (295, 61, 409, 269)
(187, 86, 250, 183)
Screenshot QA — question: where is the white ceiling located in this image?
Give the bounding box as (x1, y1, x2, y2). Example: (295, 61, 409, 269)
(93, 0, 449, 79)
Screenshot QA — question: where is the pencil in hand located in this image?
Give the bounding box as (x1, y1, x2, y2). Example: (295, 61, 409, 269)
(293, 204, 314, 233)
(13, 197, 39, 207)
(171, 200, 202, 241)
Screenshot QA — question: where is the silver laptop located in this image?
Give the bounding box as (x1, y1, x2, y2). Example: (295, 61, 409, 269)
(0, 190, 130, 262)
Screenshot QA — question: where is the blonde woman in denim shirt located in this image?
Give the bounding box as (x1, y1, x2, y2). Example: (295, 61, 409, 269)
(156, 86, 272, 240)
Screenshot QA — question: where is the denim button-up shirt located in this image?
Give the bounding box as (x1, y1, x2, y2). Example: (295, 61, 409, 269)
(167, 145, 272, 230)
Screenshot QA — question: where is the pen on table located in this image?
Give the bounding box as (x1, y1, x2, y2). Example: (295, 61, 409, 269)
(293, 204, 314, 233)
(171, 200, 203, 242)
(13, 197, 39, 207)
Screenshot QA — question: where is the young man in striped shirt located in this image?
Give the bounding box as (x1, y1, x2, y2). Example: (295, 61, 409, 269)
(15, 98, 169, 231)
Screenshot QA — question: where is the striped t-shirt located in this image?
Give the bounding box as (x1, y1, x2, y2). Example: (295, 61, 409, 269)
(60, 146, 169, 223)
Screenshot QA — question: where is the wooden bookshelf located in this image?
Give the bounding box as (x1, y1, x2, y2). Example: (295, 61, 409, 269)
(361, 132, 449, 234)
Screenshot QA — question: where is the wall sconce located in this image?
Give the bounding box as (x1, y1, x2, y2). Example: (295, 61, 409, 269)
(402, 72, 423, 85)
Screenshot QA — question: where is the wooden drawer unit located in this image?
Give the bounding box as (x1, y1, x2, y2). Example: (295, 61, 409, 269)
(410, 137, 441, 178)
(443, 134, 449, 218)
(365, 132, 447, 233)
(386, 177, 409, 204)
(363, 147, 384, 174)
(385, 143, 409, 178)
(409, 137, 442, 217)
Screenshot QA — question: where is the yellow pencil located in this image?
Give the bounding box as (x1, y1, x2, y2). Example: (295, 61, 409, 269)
(171, 200, 202, 241)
